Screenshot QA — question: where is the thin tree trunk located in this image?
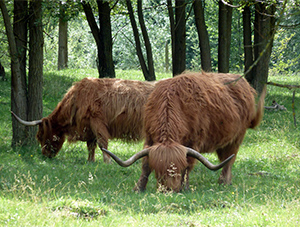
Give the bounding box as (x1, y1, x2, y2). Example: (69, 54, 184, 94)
(165, 41, 169, 72)
(137, 0, 155, 81)
(253, 2, 276, 94)
(226, 2, 232, 68)
(97, 0, 115, 78)
(81, 1, 100, 45)
(13, 0, 27, 86)
(0, 0, 28, 146)
(28, 0, 43, 144)
(167, 0, 175, 73)
(126, 0, 149, 79)
(0, 61, 5, 80)
(218, 0, 232, 73)
(243, 5, 254, 83)
(81, 0, 115, 78)
(173, 0, 186, 76)
(58, 1, 68, 70)
(193, 0, 212, 72)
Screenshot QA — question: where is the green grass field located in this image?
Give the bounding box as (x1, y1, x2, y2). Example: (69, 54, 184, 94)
(0, 69, 299, 226)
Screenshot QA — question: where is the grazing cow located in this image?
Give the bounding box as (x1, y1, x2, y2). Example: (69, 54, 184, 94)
(11, 77, 155, 163)
(103, 72, 266, 192)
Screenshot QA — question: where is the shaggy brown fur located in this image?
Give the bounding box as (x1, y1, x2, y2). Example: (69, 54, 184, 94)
(36, 77, 155, 162)
(134, 72, 266, 192)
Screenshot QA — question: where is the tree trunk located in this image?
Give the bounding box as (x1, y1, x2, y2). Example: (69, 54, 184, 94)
(167, 0, 175, 73)
(193, 0, 212, 72)
(81, 1, 100, 44)
(165, 41, 169, 72)
(243, 5, 254, 83)
(126, 0, 150, 80)
(226, 3, 232, 67)
(58, 1, 68, 70)
(81, 0, 115, 78)
(137, 0, 155, 81)
(13, 0, 28, 86)
(28, 0, 43, 144)
(173, 0, 186, 76)
(218, 0, 232, 73)
(0, 0, 28, 146)
(97, 0, 115, 78)
(0, 61, 5, 80)
(253, 2, 276, 94)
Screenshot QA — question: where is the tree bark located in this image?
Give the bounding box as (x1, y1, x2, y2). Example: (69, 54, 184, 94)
(167, 0, 175, 72)
(218, 0, 232, 73)
(193, 0, 212, 72)
(28, 0, 43, 144)
(243, 5, 254, 83)
(253, 2, 276, 94)
(58, 1, 68, 70)
(13, 0, 28, 86)
(173, 0, 186, 76)
(0, 61, 5, 80)
(165, 41, 169, 72)
(81, 0, 115, 78)
(81, 1, 100, 45)
(0, 0, 28, 146)
(126, 0, 149, 80)
(137, 0, 155, 81)
(97, 0, 115, 78)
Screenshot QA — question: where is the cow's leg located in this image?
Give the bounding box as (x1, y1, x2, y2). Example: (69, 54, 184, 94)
(100, 147, 111, 163)
(216, 143, 239, 185)
(133, 157, 152, 192)
(90, 118, 111, 163)
(87, 139, 97, 162)
(181, 156, 196, 191)
(181, 169, 189, 191)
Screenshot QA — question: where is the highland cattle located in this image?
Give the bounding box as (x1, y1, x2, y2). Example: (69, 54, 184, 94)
(12, 77, 155, 163)
(104, 72, 266, 192)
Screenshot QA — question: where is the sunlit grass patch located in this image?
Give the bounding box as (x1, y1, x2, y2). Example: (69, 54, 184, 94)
(0, 71, 299, 226)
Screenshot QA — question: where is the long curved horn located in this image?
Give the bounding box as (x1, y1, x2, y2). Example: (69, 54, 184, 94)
(186, 147, 234, 171)
(101, 148, 149, 167)
(11, 111, 42, 126)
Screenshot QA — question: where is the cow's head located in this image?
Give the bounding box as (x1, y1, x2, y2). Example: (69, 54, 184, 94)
(102, 147, 234, 192)
(11, 111, 65, 158)
(36, 118, 66, 158)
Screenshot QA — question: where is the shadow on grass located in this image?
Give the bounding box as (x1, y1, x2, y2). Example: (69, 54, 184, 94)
(1, 71, 299, 218)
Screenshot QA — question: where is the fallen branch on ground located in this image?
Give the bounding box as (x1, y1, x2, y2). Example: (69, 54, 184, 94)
(265, 100, 287, 111)
(266, 82, 298, 127)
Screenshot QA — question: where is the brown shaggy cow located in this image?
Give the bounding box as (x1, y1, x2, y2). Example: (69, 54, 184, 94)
(103, 72, 266, 192)
(11, 77, 155, 163)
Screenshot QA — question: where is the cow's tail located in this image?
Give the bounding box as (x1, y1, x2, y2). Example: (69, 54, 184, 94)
(148, 143, 188, 190)
(250, 85, 267, 129)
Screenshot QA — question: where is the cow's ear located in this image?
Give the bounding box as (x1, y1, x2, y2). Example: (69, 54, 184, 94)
(44, 118, 49, 127)
(37, 120, 46, 141)
(41, 118, 52, 134)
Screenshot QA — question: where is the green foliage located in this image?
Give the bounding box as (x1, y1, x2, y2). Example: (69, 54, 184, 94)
(1, 1, 299, 73)
(271, 29, 300, 73)
(0, 70, 300, 226)
(112, 1, 171, 72)
(44, 17, 97, 71)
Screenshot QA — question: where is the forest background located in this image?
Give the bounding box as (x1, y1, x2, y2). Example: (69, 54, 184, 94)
(0, 0, 300, 157)
(1, 1, 299, 73)
(0, 1, 300, 226)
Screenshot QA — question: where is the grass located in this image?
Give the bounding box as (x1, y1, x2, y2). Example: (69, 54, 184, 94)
(0, 69, 300, 226)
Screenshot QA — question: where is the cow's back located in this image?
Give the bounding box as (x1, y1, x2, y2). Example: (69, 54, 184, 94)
(144, 72, 257, 152)
(54, 77, 155, 142)
(103, 79, 155, 140)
